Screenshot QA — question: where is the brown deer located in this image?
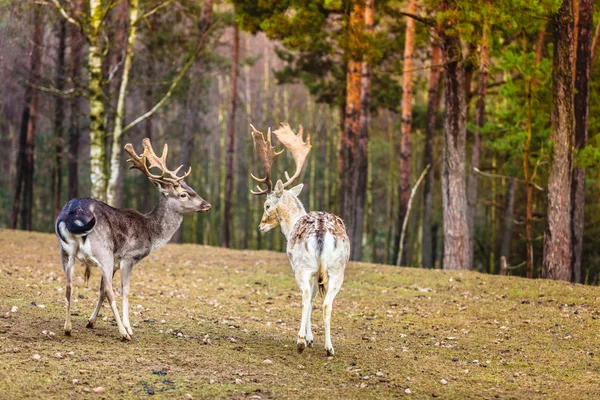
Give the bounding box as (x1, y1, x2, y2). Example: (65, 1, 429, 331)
(250, 123, 349, 356)
(55, 138, 210, 340)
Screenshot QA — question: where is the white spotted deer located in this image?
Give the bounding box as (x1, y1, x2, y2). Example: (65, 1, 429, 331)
(55, 138, 211, 340)
(250, 123, 349, 356)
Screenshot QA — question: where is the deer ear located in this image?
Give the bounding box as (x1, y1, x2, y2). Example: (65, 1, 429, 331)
(288, 183, 303, 197)
(152, 180, 173, 195)
(274, 180, 284, 198)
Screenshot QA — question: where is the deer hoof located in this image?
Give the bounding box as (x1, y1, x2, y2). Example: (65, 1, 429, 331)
(86, 321, 95, 329)
(306, 339, 314, 348)
(297, 337, 306, 353)
(64, 329, 71, 336)
(121, 333, 132, 341)
(326, 347, 335, 357)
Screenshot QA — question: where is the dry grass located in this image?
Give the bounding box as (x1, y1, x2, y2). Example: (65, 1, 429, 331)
(0, 229, 599, 399)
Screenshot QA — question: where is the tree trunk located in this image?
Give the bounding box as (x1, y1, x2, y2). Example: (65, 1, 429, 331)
(88, 0, 108, 202)
(439, 0, 469, 270)
(467, 21, 490, 270)
(52, 18, 67, 221)
(396, 0, 417, 266)
(543, 0, 575, 281)
(340, 1, 365, 261)
(11, 5, 44, 230)
(107, 0, 139, 206)
(422, 33, 442, 268)
(352, 0, 373, 261)
(68, 1, 84, 200)
(223, 24, 239, 248)
(571, 0, 592, 283)
(500, 178, 516, 263)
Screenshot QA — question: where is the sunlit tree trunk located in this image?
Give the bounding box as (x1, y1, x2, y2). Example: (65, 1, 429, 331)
(543, 0, 575, 281)
(223, 23, 239, 248)
(107, 0, 139, 206)
(422, 33, 442, 268)
(439, 0, 469, 270)
(500, 178, 516, 264)
(11, 5, 44, 230)
(571, 0, 592, 283)
(396, 0, 417, 265)
(88, 0, 108, 202)
(52, 18, 67, 221)
(467, 19, 489, 270)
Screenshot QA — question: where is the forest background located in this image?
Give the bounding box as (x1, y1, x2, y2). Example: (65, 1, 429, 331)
(1, 0, 599, 283)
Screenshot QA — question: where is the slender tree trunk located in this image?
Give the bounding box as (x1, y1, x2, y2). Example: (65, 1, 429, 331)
(223, 24, 239, 248)
(52, 18, 67, 221)
(439, 0, 469, 270)
(543, 0, 575, 281)
(11, 5, 44, 230)
(88, 0, 108, 201)
(143, 60, 154, 212)
(467, 20, 490, 270)
(107, 0, 139, 206)
(396, 0, 417, 266)
(571, 0, 592, 283)
(340, 1, 365, 261)
(591, 18, 600, 63)
(500, 178, 516, 263)
(352, 0, 373, 261)
(68, 2, 83, 200)
(384, 111, 395, 264)
(422, 34, 442, 268)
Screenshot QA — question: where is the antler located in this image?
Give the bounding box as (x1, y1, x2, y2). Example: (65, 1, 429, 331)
(124, 138, 191, 186)
(272, 123, 311, 188)
(250, 124, 284, 195)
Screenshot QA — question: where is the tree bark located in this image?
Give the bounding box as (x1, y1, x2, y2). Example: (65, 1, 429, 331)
(422, 33, 442, 269)
(439, 0, 469, 270)
(543, 0, 575, 281)
(52, 18, 67, 221)
(500, 178, 516, 263)
(107, 0, 139, 206)
(223, 23, 239, 248)
(68, 1, 84, 200)
(88, 0, 108, 202)
(571, 0, 592, 283)
(396, 0, 417, 266)
(352, 0, 373, 261)
(340, 1, 365, 261)
(11, 5, 44, 230)
(467, 21, 490, 270)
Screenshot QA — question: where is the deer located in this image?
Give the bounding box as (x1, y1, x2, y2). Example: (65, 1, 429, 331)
(249, 123, 350, 356)
(54, 138, 211, 340)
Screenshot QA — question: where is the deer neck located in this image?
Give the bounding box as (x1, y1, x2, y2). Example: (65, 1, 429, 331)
(278, 196, 307, 240)
(147, 194, 183, 251)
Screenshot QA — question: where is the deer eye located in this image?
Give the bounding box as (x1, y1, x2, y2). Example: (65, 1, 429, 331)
(265, 204, 271, 211)
(180, 192, 189, 199)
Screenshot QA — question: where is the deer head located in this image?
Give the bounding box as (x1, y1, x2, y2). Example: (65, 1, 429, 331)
(124, 138, 211, 214)
(250, 123, 311, 232)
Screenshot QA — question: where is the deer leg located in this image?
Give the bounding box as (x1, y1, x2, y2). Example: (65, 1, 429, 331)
(305, 277, 318, 348)
(87, 276, 105, 329)
(93, 255, 131, 341)
(120, 261, 134, 336)
(323, 274, 343, 357)
(61, 250, 75, 336)
(296, 273, 312, 353)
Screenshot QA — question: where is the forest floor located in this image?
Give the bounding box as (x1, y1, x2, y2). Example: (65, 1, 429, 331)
(0, 229, 599, 399)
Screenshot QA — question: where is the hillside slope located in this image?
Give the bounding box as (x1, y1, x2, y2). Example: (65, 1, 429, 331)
(0, 229, 598, 399)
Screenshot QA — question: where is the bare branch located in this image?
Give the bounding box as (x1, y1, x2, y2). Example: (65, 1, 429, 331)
(43, 0, 81, 27)
(140, 0, 172, 21)
(473, 168, 544, 192)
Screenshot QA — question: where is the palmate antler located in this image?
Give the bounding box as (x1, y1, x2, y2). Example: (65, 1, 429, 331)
(124, 138, 191, 186)
(250, 123, 311, 195)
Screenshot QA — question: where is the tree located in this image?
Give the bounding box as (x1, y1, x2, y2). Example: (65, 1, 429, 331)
(223, 23, 240, 248)
(397, 0, 417, 266)
(571, 0, 593, 283)
(439, 0, 469, 270)
(543, 0, 574, 281)
(11, 5, 44, 230)
(51, 18, 67, 221)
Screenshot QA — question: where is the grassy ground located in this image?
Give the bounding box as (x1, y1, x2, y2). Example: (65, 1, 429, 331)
(0, 229, 599, 399)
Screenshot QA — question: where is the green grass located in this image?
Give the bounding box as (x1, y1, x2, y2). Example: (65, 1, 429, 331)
(0, 229, 599, 399)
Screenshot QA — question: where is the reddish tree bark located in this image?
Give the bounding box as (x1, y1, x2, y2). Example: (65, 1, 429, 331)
(422, 33, 442, 269)
(223, 24, 239, 248)
(68, 0, 84, 200)
(52, 18, 67, 221)
(396, 0, 417, 266)
(571, 0, 593, 283)
(11, 6, 44, 230)
(543, 0, 575, 281)
(439, 0, 469, 270)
